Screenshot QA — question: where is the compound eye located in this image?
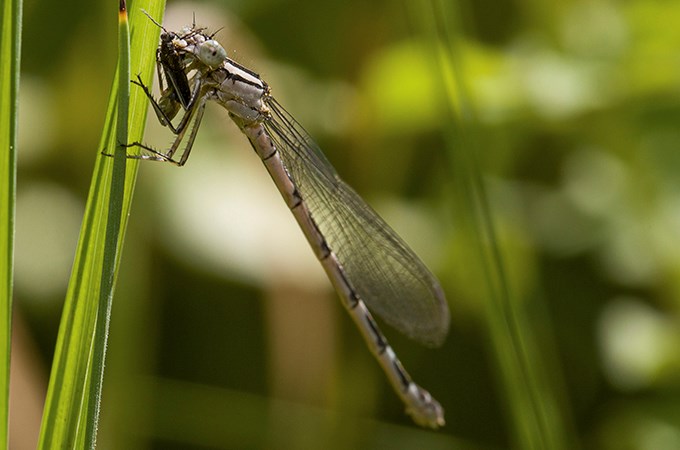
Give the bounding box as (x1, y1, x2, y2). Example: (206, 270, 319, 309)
(197, 40, 227, 68)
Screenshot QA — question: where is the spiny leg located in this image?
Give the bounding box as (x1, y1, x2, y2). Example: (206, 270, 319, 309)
(125, 94, 208, 166)
(114, 72, 207, 165)
(132, 75, 183, 133)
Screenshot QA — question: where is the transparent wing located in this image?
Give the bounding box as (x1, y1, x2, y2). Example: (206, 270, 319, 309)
(263, 98, 450, 347)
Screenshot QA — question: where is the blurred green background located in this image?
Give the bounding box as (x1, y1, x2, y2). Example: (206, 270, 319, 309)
(10, 0, 680, 449)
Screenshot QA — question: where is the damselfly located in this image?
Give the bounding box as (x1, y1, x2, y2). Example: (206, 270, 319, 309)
(128, 20, 450, 428)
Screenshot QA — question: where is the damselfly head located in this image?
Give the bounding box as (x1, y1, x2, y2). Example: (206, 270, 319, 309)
(195, 40, 228, 69)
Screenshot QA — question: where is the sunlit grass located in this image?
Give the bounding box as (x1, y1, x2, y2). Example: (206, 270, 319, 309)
(35, 1, 164, 448)
(0, 0, 22, 444)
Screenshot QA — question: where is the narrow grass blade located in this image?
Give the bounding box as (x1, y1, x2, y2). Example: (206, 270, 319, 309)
(36, 1, 165, 448)
(84, 1, 131, 448)
(413, 0, 576, 448)
(0, 0, 22, 446)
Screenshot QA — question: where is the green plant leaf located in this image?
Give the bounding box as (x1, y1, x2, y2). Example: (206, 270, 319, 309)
(0, 0, 22, 446)
(36, 1, 165, 448)
(412, 1, 575, 449)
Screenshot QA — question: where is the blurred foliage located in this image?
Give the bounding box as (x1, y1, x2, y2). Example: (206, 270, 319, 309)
(11, 0, 680, 449)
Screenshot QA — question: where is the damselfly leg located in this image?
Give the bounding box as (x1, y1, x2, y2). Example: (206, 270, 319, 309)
(125, 77, 208, 166)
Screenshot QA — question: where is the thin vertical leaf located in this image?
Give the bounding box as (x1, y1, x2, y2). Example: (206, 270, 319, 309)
(413, 0, 576, 448)
(36, 1, 165, 448)
(84, 0, 131, 448)
(0, 0, 22, 446)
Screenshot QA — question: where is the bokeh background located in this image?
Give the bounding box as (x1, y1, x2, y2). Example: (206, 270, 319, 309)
(10, 0, 680, 449)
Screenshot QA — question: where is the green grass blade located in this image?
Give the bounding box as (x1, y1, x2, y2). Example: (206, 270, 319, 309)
(0, 0, 22, 446)
(84, 1, 131, 448)
(36, 1, 165, 448)
(415, 0, 575, 448)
